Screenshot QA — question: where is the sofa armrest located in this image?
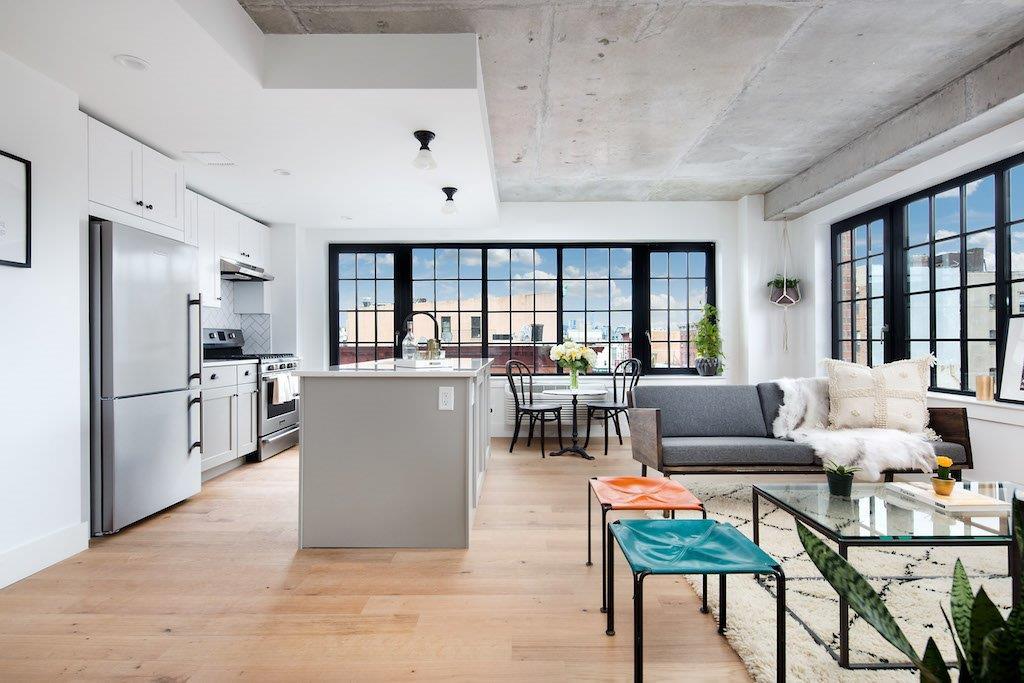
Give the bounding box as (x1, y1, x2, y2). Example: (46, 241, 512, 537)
(628, 407, 662, 470)
(928, 407, 973, 469)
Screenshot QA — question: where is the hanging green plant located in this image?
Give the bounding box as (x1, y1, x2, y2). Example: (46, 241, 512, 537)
(693, 304, 723, 376)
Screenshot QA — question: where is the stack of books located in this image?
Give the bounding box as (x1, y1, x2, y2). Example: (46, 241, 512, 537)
(885, 482, 1010, 515)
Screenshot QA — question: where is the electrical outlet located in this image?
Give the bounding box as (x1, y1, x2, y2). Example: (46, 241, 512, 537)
(438, 386, 455, 411)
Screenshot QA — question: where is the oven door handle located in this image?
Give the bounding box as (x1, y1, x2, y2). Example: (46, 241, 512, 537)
(261, 426, 300, 444)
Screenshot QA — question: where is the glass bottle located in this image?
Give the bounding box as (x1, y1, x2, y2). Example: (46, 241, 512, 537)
(402, 321, 418, 360)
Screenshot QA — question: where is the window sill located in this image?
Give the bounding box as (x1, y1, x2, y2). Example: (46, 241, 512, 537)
(927, 391, 1024, 427)
(488, 374, 727, 388)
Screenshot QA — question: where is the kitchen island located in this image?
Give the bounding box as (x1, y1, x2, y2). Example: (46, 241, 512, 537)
(295, 358, 492, 548)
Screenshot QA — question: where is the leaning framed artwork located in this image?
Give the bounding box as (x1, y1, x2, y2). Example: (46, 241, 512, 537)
(998, 316, 1024, 404)
(0, 149, 31, 268)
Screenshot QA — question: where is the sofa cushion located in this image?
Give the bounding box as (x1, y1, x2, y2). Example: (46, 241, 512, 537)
(661, 436, 816, 467)
(755, 382, 785, 435)
(632, 385, 768, 438)
(934, 441, 967, 465)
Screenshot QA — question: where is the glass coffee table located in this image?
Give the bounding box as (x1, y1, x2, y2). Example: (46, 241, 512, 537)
(752, 481, 1021, 670)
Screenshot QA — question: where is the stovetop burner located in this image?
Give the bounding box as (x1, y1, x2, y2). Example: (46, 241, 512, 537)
(202, 328, 297, 363)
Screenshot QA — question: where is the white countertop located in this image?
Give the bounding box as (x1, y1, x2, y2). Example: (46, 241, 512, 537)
(297, 358, 493, 378)
(203, 359, 258, 368)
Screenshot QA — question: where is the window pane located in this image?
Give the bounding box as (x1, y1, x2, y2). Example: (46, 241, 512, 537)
(511, 248, 533, 278)
(871, 341, 884, 366)
(586, 248, 609, 278)
(650, 279, 668, 309)
(1010, 163, 1024, 222)
(965, 175, 995, 230)
(460, 280, 482, 309)
(511, 280, 533, 310)
(966, 285, 995, 340)
(412, 249, 434, 278)
(536, 312, 557, 343)
(840, 341, 853, 362)
(965, 229, 995, 284)
(337, 253, 355, 278)
(586, 313, 609, 342)
(562, 312, 584, 342)
(688, 279, 706, 308)
(563, 248, 584, 278)
(935, 341, 961, 390)
(1012, 225, 1024, 280)
(357, 253, 375, 278)
(356, 311, 375, 342)
(1013, 281, 1024, 315)
(838, 230, 852, 261)
(869, 220, 884, 255)
(535, 249, 556, 278)
(908, 293, 930, 339)
(611, 279, 632, 310)
(376, 253, 394, 279)
(436, 249, 458, 279)
(511, 313, 534, 343)
(563, 280, 585, 310)
(906, 198, 929, 246)
(459, 249, 482, 279)
(854, 339, 868, 365)
(933, 188, 960, 239)
(611, 248, 632, 277)
(338, 280, 356, 309)
(487, 249, 510, 279)
(586, 280, 609, 310)
(610, 311, 631, 342)
(650, 310, 668, 341)
(838, 303, 852, 340)
(338, 312, 353, 343)
(906, 245, 929, 292)
(376, 280, 394, 310)
(853, 225, 867, 259)
(870, 298, 884, 338)
(651, 343, 669, 368)
(435, 281, 458, 308)
(854, 300, 867, 339)
(535, 280, 556, 308)
(854, 260, 867, 299)
(869, 255, 884, 297)
(967, 341, 996, 393)
(934, 289, 959, 339)
(488, 313, 511, 342)
(669, 252, 687, 278)
(412, 280, 433, 311)
(357, 279, 375, 308)
(934, 238, 961, 289)
(669, 310, 688, 341)
(689, 252, 707, 278)
(650, 252, 668, 278)
(838, 262, 853, 299)
(377, 312, 393, 343)
(488, 280, 510, 310)
(669, 279, 687, 309)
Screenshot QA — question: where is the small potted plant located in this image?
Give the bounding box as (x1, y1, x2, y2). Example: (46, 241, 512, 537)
(693, 304, 723, 376)
(767, 274, 801, 305)
(932, 456, 956, 496)
(824, 460, 859, 497)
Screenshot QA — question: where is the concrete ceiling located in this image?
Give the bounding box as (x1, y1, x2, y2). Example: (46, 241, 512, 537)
(239, 0, 1024, 203)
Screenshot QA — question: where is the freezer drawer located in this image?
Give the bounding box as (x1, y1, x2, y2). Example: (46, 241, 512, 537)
(96, 390, 201, 534)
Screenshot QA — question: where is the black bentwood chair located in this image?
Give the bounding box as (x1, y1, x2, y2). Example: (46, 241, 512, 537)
(585, 358, 641, 456)
(506, 360, 563, 457)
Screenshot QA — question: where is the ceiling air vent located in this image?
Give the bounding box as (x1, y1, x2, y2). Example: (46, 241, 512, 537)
(182, 151, 235, 166)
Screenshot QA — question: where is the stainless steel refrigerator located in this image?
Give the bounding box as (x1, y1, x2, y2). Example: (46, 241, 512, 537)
(90, 220, 202, 535)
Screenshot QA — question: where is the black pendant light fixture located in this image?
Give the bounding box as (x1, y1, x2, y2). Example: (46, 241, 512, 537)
(441, 187, 458, 215)
(412, 130, 437, 170)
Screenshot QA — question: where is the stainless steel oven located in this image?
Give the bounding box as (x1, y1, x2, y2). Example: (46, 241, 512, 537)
(256, 359, 300, 461)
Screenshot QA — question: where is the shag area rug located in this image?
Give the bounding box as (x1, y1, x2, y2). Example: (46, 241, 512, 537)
(665, 484, 1013, 682)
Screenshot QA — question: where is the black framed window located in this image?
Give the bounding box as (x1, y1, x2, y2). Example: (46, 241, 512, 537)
(830, 152, 1024, 396)
(328, 242, 715, 374)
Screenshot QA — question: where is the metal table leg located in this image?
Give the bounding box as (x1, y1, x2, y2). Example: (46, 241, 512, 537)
(606, 523, 615, 636)
(839, 542, 849, 668)
(549, 394, 595, 460)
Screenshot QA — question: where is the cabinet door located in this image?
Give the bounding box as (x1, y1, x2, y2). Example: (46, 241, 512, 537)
(196, 195, 221, 307)
(200, 385, 237, 471)
(141, 146, 185, 231)
(237, 383, 259, 457)
(183, 190, 199, 247)
(215, 205, 241, 261)
(88, 117, 142, 216)
(238, 217, 263, 266)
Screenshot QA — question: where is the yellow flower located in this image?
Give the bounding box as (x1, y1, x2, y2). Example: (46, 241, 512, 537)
(936, 456, 953, 468)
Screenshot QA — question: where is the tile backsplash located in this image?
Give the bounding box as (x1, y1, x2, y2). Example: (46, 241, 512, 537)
(202, 280, 272, 354)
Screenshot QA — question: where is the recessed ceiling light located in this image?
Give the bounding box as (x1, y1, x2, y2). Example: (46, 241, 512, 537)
(339, 216, 352, 221)
(182, 151, 235, 166)
(272, 168, 291, 176)
(113, 54, 149, 71)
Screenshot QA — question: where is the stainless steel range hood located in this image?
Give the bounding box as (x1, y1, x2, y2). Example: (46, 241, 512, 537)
(221, 257, 274, 282)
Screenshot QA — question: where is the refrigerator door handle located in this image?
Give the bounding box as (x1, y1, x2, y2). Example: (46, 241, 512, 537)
(188, 293, 202, 384)
(188, 395, 202, 453)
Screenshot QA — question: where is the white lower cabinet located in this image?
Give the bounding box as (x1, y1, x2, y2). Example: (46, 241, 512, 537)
(201, 364, 259, 475)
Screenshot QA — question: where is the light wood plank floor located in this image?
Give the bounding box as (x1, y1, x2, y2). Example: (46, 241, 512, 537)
(0, 438, 750, 681)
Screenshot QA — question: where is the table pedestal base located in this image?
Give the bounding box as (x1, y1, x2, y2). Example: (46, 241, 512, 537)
(549, 445, 595, 461)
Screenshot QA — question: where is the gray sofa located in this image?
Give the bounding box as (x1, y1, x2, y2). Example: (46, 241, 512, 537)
(628, 383, 972, 479)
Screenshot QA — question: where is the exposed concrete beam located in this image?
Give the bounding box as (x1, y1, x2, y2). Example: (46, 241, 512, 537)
(764, 39, 1024, 220)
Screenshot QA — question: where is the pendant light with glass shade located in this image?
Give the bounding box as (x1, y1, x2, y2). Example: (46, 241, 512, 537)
(441, 187, 458, 214)
(412, 130, 438, 170)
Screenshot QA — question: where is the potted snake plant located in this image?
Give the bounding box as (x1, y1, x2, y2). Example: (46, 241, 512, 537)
(824, 460, 859, 497)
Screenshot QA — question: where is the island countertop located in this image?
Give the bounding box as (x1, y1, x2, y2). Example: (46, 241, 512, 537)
(296, 358, 492, 378)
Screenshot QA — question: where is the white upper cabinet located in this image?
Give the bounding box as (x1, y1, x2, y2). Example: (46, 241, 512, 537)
(141, 146, 185, 231)
(215, 203, 241, 262)
(183, 189, 199, 247)
(88, 117, 186, 237)
(238, 217, 262, 266)
(88, 117, 142, 217)
(193, 192, 221, 307)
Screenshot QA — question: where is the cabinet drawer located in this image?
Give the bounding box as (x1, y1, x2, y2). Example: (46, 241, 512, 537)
(202, 365, 237, 389)
(237, 365, 257, 383)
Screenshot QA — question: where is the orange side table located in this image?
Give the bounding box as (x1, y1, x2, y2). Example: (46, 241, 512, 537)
(588, 476, 706, 614)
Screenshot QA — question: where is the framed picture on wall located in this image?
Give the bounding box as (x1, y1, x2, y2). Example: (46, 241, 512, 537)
(0, 149, 31, 268)
(998, 317, 1024, 404)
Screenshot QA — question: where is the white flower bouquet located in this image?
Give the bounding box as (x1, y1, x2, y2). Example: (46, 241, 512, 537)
(550, 341, 598, 390)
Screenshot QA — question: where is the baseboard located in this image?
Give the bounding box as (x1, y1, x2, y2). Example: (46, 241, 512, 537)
(0, 521, 89, 589)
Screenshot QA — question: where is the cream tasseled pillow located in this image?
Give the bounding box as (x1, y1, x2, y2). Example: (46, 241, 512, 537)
(822, 357, 932, 433)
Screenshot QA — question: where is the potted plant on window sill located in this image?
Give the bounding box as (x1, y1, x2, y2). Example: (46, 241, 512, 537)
(824, 460, 859, 497)
(693, 304, 723, 377)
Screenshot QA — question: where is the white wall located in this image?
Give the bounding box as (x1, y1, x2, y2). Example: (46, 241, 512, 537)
(788, 116, 1024, 479)
(0, 51, 89, 587)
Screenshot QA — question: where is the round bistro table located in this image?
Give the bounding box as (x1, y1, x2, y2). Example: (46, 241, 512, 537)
(541, 387, 607, 460)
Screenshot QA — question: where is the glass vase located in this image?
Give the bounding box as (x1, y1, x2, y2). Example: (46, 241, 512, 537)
(569, 368, 579, 391)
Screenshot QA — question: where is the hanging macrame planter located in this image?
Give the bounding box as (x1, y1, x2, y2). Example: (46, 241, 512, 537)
(768, 223, 801, 351)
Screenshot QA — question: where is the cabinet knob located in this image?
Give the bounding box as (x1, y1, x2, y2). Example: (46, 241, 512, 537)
(135, 200, 144, 206)
(210, 373, 218, 380)
(145, 204, 154, 210)
(244, 370, 250, 376)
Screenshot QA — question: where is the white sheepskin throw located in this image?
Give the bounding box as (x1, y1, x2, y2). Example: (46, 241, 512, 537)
(770, 377, 936, 481)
